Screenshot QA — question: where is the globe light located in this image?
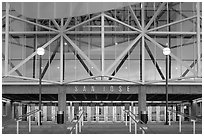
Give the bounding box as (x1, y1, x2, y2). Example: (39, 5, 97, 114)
(163, 47, 171, 56)
(37, 47, 45, 56)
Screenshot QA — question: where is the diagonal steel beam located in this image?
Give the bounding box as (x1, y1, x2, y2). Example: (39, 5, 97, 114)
(64, 14, 101, 32)
(51, 19, 61, 30)
(72, 50, 94, 76)
(83, 94, 87, 100)
(104, 14, 142, 32)
(8, 34, 61, 75)
(128, 5, 142, 29)
(116, 94, 121, 100)
(2, 53, 23, 76)
(9, 15, 60, 33)
(63, 17, 72, 30)
(144, 42, 165, 80)
(145, 34, 197, 75)
(109, 41, 138, 80)
(106, 94, 109, 100)
(181, 54, 202, 77)
(171, 8, 202, 28)
(105, 34, 142, 75)
(145, 2, 166, 30)
(148, 16, 196, 32)
(63, 34, 101, 74)
(41, 43, 60, 79)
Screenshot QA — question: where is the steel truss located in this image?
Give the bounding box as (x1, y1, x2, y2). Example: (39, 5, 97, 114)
(2, 2, 202, 85)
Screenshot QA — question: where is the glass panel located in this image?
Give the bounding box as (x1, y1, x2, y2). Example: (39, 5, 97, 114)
(107, 106, 113, 121)
(160, 106, 165, 121)
(47, 106, 52, 121)
(91, 107, 96, 121)
(151, 106, 156, 121)
(98, 106, 104, 121)
(83, 106, 88, 121)
(116, 106, 122, 121)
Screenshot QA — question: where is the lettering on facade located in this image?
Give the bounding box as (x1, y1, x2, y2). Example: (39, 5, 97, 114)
(119, 86, 122, 92)
(127, 86, 130, 92)
(91, 86, 95, 92)
(110, 86, 114, 92)
(83, 86, 86, 92)
(74, 85, 130, 92)
(75, 86, 78, 92)
(103, 86, 106, 92)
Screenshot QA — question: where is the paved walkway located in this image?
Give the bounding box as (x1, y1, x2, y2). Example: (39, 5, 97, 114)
(2, 121, 202, 134)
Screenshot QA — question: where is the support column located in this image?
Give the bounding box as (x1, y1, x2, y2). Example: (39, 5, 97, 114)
(138, 85, 147, 123)
(70, 102, 73, 122)
(191, 101, 197, 117)
(5, 2, 10, 75)
(58, 85, 66, 123)
(196, 2, 201, 76)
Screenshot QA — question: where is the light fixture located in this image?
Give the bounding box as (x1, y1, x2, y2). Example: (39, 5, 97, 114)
(64, 42, 67, 45)
(163, 47, 171, 56)
(37, 47, 45, 56)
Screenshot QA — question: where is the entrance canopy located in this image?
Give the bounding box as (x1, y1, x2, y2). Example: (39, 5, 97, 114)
(10, 2, 135, 19)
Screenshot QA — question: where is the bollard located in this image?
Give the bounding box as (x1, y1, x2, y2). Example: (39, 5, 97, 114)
(191, 120, 196, 134)
(125, 112, 127, 126)
(17, 120, 19, 134)
(142, 129, 145, 134)
(82, 114, 84, 126)
(29, 115, 31, 132)
(129, 115, 131, 133)
(38, 111, 40, 126)
(140, 127, 147, 134)
(75, 122, 78, 134)
(179, 115, 181, 133)
(79, 118, 81, 133)
(168, 111, 171, 126)
(135, 121, 137, 134)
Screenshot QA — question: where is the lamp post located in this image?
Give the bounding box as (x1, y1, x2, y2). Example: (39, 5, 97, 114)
(163, 47, 171, 125)
(37, 47, 45, 126)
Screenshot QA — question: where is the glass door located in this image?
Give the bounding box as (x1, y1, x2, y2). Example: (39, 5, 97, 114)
(91, 106, 97, 122)
(98, 106, 105, 122)
(107, 106, 113, 122)
(47, 106, 52, 121)
(116, 106, 122, 122)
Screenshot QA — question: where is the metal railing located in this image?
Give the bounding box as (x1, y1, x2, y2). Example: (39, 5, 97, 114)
(123, 110, 155, 134)
(15, 109, 41, 134)
(68, 110, 84, 134)
(168, 109, 201, 134)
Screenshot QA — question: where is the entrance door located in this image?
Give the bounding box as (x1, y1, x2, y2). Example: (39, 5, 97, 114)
(91, 106, 97, 122)
(98, 106, 105, 122)
(116, 106, 122, 122)
(47, 106, 52, 121)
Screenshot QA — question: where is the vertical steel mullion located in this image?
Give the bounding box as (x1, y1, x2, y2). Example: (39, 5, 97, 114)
(60, 18, 64, 83)
(33, 19, 37, 78)
(167, 2, 171, 79)
(196, 2, 201, 76)
(141, 2, 145, 83)
(5, 2, 10, 75)
(101, 13, 105, 77)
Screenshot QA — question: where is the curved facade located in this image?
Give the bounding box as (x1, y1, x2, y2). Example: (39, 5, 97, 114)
(2, 2, 202, 128)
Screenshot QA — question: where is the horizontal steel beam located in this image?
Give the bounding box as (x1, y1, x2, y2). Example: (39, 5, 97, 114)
(147, 31, 198, 35)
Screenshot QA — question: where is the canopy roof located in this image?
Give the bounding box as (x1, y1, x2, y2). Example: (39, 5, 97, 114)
(11, 2, 135, 19)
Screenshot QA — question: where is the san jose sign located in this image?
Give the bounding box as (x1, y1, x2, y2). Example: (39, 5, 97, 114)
(68, 85, 136, 94)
